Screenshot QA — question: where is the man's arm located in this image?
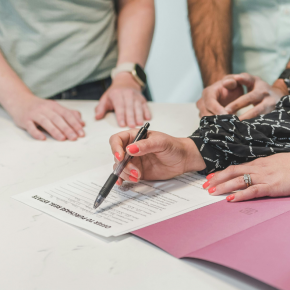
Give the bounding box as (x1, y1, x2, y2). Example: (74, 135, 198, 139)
(95, 0, 155, 128)
(187, 0, 232, 87)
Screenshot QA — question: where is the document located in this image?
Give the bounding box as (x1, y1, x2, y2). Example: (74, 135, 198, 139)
(13, 164, 225, 237)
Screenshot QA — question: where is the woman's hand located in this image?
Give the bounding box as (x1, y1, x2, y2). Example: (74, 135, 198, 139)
(95, 73, 151, 128)
(109, 130, 206, 185)
(203, 153, 290, 202)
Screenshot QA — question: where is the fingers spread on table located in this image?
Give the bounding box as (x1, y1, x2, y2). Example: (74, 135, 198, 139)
(95, 95, 113, 120)
(134, 99, 144, 126)
(54, 104, 85, 138)
(111, 94, 126, 127)
(142, 103, 151, 120)
(26, 120, 46, 141)
(124, 92, 136, 128)
(33, 114, 66, 141)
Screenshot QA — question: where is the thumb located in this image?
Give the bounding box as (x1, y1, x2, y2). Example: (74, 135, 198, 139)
(233, 73, 255, 90)
(95, 95, 112, 120)
(222, 76, 238, 90)
(126, 134, 168, 156)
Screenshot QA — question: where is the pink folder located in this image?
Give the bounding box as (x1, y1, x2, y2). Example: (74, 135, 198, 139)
(133, 197, 290, 290)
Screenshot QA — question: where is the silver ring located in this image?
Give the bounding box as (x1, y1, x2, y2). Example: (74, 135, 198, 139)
(243, 174, 252, 188)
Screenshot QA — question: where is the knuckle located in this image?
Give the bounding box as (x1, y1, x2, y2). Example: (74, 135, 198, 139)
(38, 117, 47, 126)
(249, 185, 260, 198)
(63, 110, 73, 119)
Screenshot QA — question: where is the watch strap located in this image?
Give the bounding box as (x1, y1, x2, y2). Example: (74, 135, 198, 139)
(111, 62, 146, 89)
(111, 63, 135, 79)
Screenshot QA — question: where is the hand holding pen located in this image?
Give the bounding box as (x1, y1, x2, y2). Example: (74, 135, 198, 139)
(94, 123, 150, 208)
(94, 124, 206, 208)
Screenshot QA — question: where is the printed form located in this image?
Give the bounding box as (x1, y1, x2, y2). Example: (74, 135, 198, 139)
(13, 164, 225, 237)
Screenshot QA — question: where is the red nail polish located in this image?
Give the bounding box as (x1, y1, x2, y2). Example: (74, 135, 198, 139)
(206, 173, 215, 180)
(127, 144, 139, 154)
(227, 194, 235, 202)
(115, 152, 120, 161)
(130, 169, 138, 178)
(129, 176, 138, 182)
(208, 187, 216, 194)
(116, 180, 120, 185)
(203, 181, 210, 189)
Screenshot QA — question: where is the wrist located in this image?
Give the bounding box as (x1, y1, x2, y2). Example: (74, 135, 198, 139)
(272, 79, 289, 96)
(180, 138, 206, 173)
(1, 91, 37, 116)
(112, 72, 142, 91)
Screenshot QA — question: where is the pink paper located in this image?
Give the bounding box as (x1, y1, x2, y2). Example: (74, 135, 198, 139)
(133, 197, 290, 290)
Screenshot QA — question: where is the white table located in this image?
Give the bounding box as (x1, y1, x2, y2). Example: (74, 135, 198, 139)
(0, 101, 276, 290)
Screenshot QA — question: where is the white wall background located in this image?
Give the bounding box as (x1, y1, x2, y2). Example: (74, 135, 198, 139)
(146, 0, 203, 103)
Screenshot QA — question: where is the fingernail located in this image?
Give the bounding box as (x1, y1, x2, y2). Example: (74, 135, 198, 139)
(115, 152, 121, 161)
(203, 181, 210, 189)
(130, 169, 138, 178)
(208, 187, 216, 194)
(127, 144, 139, 154)
(78, 130, 85, 137)
(227, 194, 235, 202)
(116, 180, 121, 186)
(206, 173, 215, 180)
(120, 121, 125, 127)
(129, 176, 138, 182)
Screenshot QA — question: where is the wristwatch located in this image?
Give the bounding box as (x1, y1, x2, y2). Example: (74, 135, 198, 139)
(278, 68, 290, 93)
(111, 63, 147, 90)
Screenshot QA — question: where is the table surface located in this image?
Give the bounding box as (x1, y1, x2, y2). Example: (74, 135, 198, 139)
(0, 101, 276, 290)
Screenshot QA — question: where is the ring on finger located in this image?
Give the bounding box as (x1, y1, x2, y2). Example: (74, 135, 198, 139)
(243, 174, 252, 188)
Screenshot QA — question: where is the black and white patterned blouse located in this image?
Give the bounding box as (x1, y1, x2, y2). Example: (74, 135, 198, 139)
(190, 95, 290, 174)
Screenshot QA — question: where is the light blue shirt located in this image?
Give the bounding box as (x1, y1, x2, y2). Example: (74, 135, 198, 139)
(0, 0, 118, 98)
(232, 0, 290, 84)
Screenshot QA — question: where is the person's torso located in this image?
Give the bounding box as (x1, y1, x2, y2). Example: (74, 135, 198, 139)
(0, 0, 118, 98)
(232, 0, 290, 84)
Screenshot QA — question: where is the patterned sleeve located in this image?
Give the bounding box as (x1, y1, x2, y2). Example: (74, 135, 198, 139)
(190, 95, 290, 174)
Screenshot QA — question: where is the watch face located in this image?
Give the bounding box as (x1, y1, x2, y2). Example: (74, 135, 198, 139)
(135, 64, 147, 84)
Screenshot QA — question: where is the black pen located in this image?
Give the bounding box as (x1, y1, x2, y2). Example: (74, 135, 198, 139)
(93, 122, 150, 209)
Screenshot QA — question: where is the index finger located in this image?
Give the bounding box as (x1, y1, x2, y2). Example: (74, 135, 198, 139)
(109, 129, 139, 161)
(225, 92, 260, 114)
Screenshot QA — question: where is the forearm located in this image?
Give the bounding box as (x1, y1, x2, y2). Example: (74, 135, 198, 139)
(187, 0, 232, 86)
(0, 51, 34, 115)
(190, 95, 290, 174)
(116, 0, 155, 67)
